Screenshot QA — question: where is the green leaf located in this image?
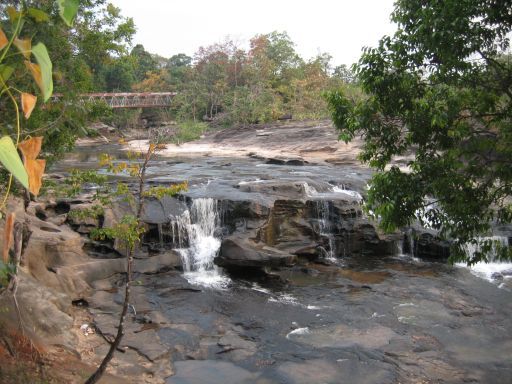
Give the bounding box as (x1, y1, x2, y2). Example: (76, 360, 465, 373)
(57, 0, 79, 26)
(0, 136, 29, 189)
(31, 43, 53, 101)
(0, 65, 14, 82)
(5, 6, 21, 23)
(27, 8, 50, 23)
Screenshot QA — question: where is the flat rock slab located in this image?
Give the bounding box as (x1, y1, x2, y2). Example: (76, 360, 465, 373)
(287, 324, 398, 349)
(275, 358, 396, 384)
(166, 360, 258, 384)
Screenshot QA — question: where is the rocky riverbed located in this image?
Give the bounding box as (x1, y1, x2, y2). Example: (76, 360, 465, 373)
(2, 120, 511, 383)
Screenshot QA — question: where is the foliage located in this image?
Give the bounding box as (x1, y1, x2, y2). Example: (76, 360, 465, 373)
(172, 121, 207, 144)
(91, 214, 143, 250)
(326, 0, 512, 264)
(0, 260, 16, 287)
(0, 137, 29, 190)
(68, 204, 104, 221)
(131, 32, 348, 126)
(142, 182, 189, 199)
(0, 2, 77, 358)
(59, 168, 108, 198)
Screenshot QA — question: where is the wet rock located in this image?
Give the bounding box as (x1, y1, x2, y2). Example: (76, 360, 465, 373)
(217, 333, 257, 360)
(167, 361, 258, 384)
(343, 221, 399, 256)
(275, 358, 396, 384)
(141, 196, 187, 225)
(216, 236, 297, 271)
(287, 324, 399, 349)
(257, 200, 316, 252)
(409, 229, 451, 260)
(293, 244, 322, 260)
(501, 268, 512, 277)
(134, 251, 182, 274)
(338, 269, 391, 284)
(265, 157, 307, 166)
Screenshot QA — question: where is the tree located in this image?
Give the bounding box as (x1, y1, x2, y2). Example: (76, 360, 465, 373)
(333, 64, 356, 84)
(326, 0, 512, 264)
(102, 56, 136, 91)
(130, 44, 158, 82)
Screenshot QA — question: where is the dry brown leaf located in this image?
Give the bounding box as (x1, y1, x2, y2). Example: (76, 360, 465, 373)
(18, 136, 43, 160)
(0, 27, 7, 51)
(25, 158, 46, 196)
(24, 61, 43, 93)
(2, 212, 15, 263)
(14, 38, 31, 59)
(21, 93, 37, 119)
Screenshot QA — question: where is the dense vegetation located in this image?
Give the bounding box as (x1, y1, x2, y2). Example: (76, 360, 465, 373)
(132, 32, 351, 125)
(0, 1, 355, 156)
(327, 0, 512, 263)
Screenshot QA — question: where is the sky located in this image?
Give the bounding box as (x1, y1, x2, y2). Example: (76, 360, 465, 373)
(110, 0, 397, 67)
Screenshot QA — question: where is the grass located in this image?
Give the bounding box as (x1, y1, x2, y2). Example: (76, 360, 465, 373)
(173, 120, 208, 144)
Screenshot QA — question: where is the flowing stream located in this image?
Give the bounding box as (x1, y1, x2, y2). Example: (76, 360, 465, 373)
(458, 235, 512, 283)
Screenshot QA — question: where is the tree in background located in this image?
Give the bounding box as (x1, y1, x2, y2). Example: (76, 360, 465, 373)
(326, 0, 512, 263)
(144, 31, 348, 127)
(130, 43, 158, 82)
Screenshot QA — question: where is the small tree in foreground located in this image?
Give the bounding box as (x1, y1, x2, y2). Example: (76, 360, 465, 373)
(326, 0, 512, 264)
(78, 146, 187, 384)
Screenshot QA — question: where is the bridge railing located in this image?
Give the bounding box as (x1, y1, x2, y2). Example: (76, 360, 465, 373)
(51, 92, 177, 108)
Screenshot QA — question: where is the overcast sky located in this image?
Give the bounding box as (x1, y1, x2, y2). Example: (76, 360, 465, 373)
(110, 0, 397, 67)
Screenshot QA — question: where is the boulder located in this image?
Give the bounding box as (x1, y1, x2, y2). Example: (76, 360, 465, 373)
(216, 236, 296, 271)
(66, 202, 103, 234)
(141, 196, 188, 225)
(406, 229, 451, 260)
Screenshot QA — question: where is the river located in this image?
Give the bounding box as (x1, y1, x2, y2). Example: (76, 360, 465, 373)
(51, 142, 512, 383)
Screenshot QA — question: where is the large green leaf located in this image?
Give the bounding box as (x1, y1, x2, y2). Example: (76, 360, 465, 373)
(31, 43, 53, 101)
(0, 65, 14, 82)
(0, 136, 29, 189)
(27, 8, 50, 23)
(57, 0, 79, 26)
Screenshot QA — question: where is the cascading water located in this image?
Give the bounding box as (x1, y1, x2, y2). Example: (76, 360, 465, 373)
(459, 236, 512, 283)
(315, 200, 337, 261)
(303, 181, 357, 261)
(169, 198, 230, 288)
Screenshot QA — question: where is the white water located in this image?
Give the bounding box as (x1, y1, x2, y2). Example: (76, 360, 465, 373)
(303, 181, 363, 202)
(303, 182, 349, 260)
(315, 200, 337, 261)
(458, 236, 512, 283)
(286, 327, 310, 339)
(169, 198, 230, 289)
(331, 185, 363, 201)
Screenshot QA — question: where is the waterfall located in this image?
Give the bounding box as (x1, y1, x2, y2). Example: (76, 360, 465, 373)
(459, 236, 512, 283)
(400, 230, 416, 257)
(315, 200, 337, 261)
(169, 198, 230, 288)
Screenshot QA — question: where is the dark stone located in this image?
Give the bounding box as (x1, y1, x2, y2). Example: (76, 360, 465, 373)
(412, 230, 451, 260)
(216, 236, 296, 271)
(141, 196, 188, 225)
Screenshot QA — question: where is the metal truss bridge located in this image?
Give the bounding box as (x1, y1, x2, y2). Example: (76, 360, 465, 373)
(52, 92, 176, 108)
